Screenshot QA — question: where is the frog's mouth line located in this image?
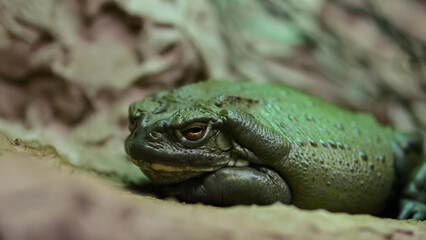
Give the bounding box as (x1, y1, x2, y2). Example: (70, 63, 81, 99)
(147, 162, 223, 172)
(225, 159, 250, 167)
(143, 158, 250, 173)
(131, 157, 253, 184)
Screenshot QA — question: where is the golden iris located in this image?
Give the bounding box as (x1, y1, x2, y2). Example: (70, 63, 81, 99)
(182, 124, 207, 140)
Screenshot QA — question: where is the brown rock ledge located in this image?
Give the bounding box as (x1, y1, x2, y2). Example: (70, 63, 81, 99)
(0, 134, 425, 240)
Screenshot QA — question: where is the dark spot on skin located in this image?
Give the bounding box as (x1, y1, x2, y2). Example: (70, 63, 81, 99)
(359, 151, 368, 161)
(311, 176, 315, 182)
(297, 139, 305, 147)
(153, 100, 169, 114)
(288, 115, 297, 122)
(336, 123, 344, 131)
(214, 100, 223, 107)
(328, 140, 337, 148)
(355, 129, 362, 136)
(319, 128, 329, 135)
(306, 115, 315, 122)
(378, 155, 386, 163)
(369, 163, 375, 170)
(337, 142, 345, 149)
(309, 138, 318, 147)
(319, 140, 327, 147)
(344, 144, 351, 150)
(214, 95, 259, 108)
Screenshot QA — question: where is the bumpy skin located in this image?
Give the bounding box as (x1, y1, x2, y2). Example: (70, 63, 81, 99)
(125, 80, 425, 219)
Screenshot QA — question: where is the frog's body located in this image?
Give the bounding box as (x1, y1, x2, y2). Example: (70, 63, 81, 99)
(125, 80, 426, 219)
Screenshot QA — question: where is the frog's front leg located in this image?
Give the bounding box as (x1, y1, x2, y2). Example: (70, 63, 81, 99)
(175, 167, 292, 206)
(219, 109, 291, 168)
(399, 162, 426, 220)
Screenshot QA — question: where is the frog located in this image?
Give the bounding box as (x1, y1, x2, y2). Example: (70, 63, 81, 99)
(125, 80, 426, 220)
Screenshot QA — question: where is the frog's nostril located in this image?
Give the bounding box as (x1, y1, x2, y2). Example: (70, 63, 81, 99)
(153, 120, 169, 133)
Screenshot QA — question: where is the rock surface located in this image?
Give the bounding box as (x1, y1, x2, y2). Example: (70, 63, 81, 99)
(0, 134, 425, 240)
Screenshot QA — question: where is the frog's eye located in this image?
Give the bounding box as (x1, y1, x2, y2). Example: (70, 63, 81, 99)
(181, 124, 207, 140)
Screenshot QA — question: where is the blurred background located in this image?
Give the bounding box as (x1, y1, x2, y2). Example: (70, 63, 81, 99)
(1, 0, 426, 239)
(0, 0, 425, 186)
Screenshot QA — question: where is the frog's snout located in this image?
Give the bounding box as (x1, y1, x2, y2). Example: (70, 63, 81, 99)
(126, 120, 162, 159)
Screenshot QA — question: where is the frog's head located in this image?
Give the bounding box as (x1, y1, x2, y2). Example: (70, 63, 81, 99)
(125, 82, 290, 185)
(125, 91, 237, 184)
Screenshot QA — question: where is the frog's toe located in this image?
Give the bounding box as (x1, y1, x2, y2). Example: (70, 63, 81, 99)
(412, 211, 426, 220)
(398, 199, 426, 220)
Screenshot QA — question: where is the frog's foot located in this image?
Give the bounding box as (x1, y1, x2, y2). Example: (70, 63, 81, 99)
(174, 166, 292, 206)
(398, 198, 426, 220)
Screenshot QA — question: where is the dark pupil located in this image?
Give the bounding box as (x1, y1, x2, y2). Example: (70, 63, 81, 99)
(187, 127, 204, 134)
